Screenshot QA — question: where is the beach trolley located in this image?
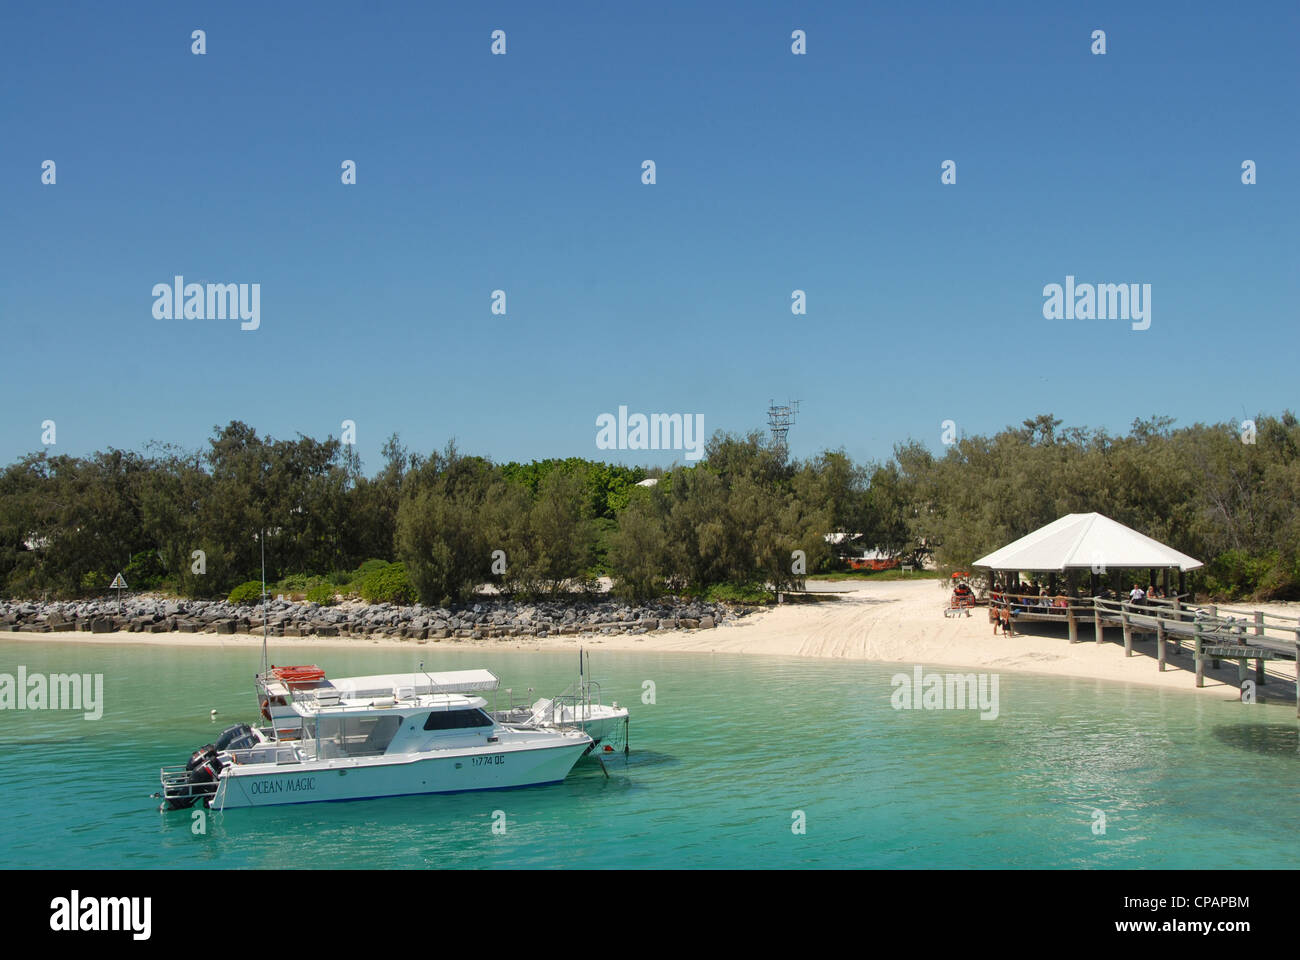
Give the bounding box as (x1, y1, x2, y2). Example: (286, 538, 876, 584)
(945, 572, 975, 617)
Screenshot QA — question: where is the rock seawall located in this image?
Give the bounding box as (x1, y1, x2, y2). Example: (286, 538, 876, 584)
(0, 596, 740, 640)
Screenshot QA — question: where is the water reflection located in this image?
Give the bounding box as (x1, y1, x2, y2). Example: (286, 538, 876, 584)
(1213, 723, 1300, 757)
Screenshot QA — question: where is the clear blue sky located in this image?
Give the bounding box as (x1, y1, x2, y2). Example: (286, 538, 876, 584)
(2, 1, 1296, 473)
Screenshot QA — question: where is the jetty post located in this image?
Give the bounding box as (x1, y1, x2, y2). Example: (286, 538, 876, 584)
(1156, 617, 1167, 671)
(1122, 605, 1133, 657)
(1067, 603, 1078, 644)
(1094, 603, 1104, 644)
(1207, 604, 1220, 670)
(1194, 621, 1205, 688)
(1254, 612, 1266, 685)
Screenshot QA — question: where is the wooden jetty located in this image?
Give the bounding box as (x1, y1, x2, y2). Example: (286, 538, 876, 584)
(988, 590, 1300, 714)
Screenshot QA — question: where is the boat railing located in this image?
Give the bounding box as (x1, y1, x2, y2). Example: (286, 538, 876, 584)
(528, 679, 602, 730)
(230, 746, 305, 766)
(158, 766, 219, 803)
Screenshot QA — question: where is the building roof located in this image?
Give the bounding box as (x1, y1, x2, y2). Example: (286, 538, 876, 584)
(972, 513, 1203, 572)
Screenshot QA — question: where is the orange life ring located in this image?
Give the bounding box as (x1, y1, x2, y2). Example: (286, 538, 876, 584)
(272, 665, 326, 684)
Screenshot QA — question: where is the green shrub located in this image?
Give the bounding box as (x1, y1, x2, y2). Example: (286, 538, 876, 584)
(356, 558, 390, 579)
(360, 562, 416, 605)
(228, 580, 265, 604)
(306, 582, 337, 606)
(276, 573, 313, 592)
(123, 550, 166, 590)
(327, 559, 390, 592)
(705, 581, 774, 605)
(1205, 550, 1298, 601)
(80, 570, 110, 593)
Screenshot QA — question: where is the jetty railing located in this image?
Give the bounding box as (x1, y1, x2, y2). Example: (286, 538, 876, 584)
(986, 591, 1300, 714)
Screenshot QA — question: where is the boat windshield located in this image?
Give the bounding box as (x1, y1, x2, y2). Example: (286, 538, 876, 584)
(424, 708, 494, 731)
(308, 714, 402, 757)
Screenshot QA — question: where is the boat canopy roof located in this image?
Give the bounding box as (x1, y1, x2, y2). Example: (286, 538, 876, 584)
(324, 669, 500, 699)
(291, 692, 489, 719)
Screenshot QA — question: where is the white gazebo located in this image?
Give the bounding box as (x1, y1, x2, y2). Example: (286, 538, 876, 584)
(973, 512, 1202, 595)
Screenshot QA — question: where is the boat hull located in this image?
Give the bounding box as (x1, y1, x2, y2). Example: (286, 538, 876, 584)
(211, 739, 590, 809)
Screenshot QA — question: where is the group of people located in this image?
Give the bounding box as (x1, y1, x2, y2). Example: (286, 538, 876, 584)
(1128, 583, 1167, 603)
(987, 579, 1175, 636)
(1003, 582, 1071, 611)
(1095, 583, 1169, 604)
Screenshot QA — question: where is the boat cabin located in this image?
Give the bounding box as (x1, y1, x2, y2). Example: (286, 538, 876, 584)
(253, 666, 504, 760)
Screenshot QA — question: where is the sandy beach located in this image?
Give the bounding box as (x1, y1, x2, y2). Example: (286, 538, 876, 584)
(10, 579, 1297, 705)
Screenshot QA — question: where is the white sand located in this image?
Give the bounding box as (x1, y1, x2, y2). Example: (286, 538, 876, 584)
(11, 580, 1297, 704)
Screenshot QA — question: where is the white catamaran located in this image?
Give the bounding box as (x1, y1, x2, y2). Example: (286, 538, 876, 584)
(158, 664, 593, 810)
(156, 538, 594, 811)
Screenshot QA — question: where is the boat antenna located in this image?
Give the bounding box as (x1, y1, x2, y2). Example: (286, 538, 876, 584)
(260, 527, 269, 678)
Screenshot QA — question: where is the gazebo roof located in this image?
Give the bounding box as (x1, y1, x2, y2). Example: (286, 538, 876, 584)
(972, 513, 1203, 572)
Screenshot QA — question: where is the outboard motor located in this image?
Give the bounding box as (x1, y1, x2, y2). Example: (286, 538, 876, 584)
(160, 726, 258, 811)
(160, 742, 225, 810)
(186, 744, 218, 772)
(215, 723, 258, 752)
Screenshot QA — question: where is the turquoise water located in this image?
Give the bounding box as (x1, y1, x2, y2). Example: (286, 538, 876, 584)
(0, 639, 1297, 869)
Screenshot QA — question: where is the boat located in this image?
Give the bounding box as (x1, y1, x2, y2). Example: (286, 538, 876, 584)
(156, 538, 591, 811)
(157, 663, 592, 810)
(492, 650, 630, 757)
